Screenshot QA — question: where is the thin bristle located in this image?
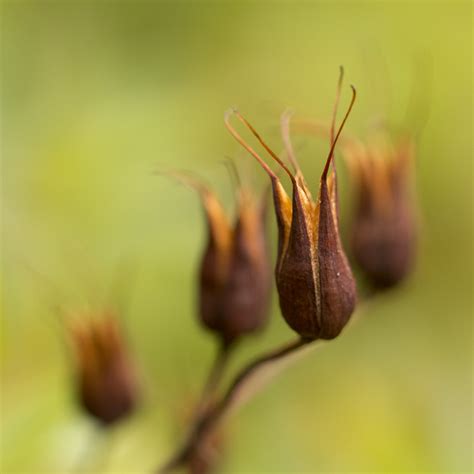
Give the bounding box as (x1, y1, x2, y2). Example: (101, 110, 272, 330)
(280, 109, 301, 173)
(224, 109, 279, 180)
(222, 156, 242, 191)
(331, 66, 345, 146)
(157, 169, 209, 196)
(322, 85, 357, 181)
(232, 111, 295, 181)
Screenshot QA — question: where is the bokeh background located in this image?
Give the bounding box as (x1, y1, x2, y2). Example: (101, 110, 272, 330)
(1, 1, 472, 473)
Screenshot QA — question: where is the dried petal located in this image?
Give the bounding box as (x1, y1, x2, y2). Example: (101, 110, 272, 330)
(276, 184, 319, 338)
(316, 180, 356, 338)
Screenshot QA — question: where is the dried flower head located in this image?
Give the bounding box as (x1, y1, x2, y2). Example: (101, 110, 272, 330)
(225, 70, 357, 340)
(68, 312, 138, 425)
(181, 174, 271, 345)
(342, 132, 417, 288)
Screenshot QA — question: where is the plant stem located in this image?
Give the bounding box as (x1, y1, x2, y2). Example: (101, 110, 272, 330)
(192, 338, 234, 421)
(158, 337, 313, 473)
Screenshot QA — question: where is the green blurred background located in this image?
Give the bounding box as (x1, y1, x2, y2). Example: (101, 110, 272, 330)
(1, 1, 472, 472)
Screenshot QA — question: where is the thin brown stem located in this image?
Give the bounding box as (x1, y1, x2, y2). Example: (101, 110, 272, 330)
(158, 337, 313, 473)
(192, 339, 234, 421)
(291, 118, 361, 149)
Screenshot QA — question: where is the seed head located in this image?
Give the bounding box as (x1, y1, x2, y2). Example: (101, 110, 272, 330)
(68, 312, 138, 426)
(343, 133, 417, 288)
(225, 70, 357, 340)
(188, 176, 271, 345)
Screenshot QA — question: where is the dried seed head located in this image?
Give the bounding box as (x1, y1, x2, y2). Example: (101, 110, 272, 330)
(343, 134, 417, 288)
(196, 179, 271, 345)
(225, 70, 357, 340)
(68, 312, 138, 425)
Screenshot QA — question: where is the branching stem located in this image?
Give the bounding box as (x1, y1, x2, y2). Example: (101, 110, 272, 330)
(192, 339, 234, 421)
(158, 337, 313, 473)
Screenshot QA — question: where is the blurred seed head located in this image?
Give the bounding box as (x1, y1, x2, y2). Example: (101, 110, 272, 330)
(67, 312, 139, 426)
(225, 70, 358, 340)
(343, 133, 417, 289)
(198, 182, 272, 345)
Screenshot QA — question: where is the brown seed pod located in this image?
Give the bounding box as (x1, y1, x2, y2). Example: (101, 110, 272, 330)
(190, 177, 271, 345)
(68, 312, 138, 426)
(343, 134, 417, 288)
(218, 188, 272, 341)
(225, 72, 357, 340)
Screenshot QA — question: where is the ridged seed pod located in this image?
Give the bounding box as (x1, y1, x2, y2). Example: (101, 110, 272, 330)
(225, 75, 358, 340)
(343, 135, 417, 288)
(196, 180, 271, 345)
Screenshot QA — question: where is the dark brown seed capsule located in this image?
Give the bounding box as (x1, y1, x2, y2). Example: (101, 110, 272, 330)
(225, 74, 357, 340)
(219, 189, 271, 341)
(343, 136, 417, 288)
(196, 181, 271, 345)
(68, 313, 138, 426)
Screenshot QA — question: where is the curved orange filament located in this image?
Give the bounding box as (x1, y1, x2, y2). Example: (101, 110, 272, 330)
(227, 109, 295, 183)
(321, 85, 357, 181)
